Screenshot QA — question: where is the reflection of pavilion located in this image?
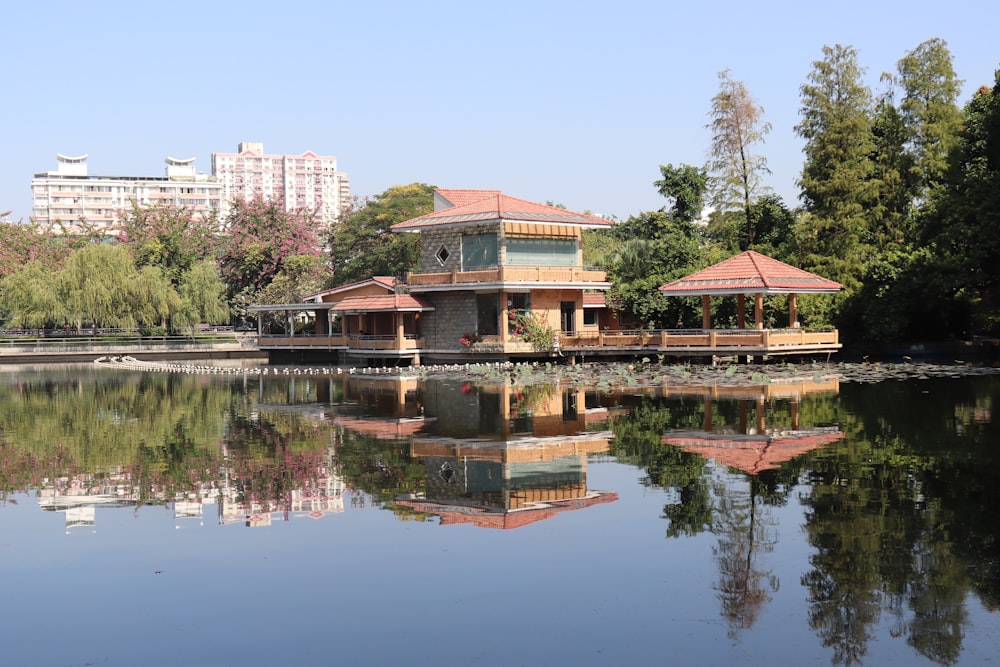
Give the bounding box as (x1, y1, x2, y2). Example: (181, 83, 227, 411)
(661, 378, 844, 475)
(333, 378, 618, 528)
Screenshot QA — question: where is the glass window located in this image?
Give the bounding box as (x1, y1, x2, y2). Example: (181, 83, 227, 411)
(583, 309, 598, 326)
(505, 237, 577, 266)
(462, 233, 498, 269)
(476, 293, 499, 335)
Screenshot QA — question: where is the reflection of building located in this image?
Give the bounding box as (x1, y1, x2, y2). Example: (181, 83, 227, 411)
(661, 379, 844, 475)
(333, 378, 618, 528)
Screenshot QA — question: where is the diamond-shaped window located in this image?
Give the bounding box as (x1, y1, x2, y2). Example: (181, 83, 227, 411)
(436, 245, 451, 265)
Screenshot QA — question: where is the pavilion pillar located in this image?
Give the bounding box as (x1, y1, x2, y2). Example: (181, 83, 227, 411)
(789, 293, 798, 327)
(737, 294, 746, 329)
(396, 313, 405, 348)
(701, 295, 711, 330)
(756, 396, 766, 433)
(754, 294, 764, 330)
(500, 293, 509, 343)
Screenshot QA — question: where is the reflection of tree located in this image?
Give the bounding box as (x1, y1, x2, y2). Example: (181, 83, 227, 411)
(712, 477, 779, 638)
(332, 427, 426, 518)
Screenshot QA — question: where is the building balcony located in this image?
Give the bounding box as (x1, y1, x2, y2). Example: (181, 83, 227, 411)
(257, 333, 424, 353)
(407, 266, 608, 290)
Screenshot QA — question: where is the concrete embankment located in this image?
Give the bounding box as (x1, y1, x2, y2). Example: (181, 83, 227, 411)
(0, 336, 268, 364)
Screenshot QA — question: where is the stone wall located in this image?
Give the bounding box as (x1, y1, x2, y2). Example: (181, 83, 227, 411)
(417, 222, 502, 273)
(421, 292, 479, 349)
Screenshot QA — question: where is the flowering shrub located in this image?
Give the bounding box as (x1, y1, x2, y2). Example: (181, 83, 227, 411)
(459, 331, 482, 347)
(508, 308, 557, 351)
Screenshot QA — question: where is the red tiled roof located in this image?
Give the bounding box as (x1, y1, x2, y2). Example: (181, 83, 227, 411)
(435, 189, 501, 208)
(392, 190, 611, 231)
(304, 276, 398, 301)
(582, 292, 607, 308)
(395, 491, 618, 529)
(662, 428, 844, 475)
(658, 250, 842, 295)
(331, 294, 435, 313)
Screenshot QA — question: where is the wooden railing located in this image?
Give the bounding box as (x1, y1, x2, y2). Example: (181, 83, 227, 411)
(407, 266, 608, 286)
(558, 328, 839, 350)
(257, 333, 424, 351)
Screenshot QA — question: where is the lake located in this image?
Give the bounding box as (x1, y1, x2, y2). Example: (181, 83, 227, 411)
(0, 360, 997, 666)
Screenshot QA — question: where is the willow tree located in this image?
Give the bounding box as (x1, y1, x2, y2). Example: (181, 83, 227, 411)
(0, 261, 62, 328)
(707, 70, 772, 249)
(57, 244, 145, 330)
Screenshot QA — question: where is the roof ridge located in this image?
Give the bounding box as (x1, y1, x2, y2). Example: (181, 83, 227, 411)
(745, 250, 770, 288)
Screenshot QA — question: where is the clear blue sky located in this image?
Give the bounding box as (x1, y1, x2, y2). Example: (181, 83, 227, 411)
(4, 0, 997, 223)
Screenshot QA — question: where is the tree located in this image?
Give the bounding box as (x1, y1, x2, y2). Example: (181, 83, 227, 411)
(56, 244, 146, 330)
(117, 202, 220, 285)
(608, 166, 710, 327)
(897, 38, 964, 199)
(218, 194, 321, 302)
(0, 219, 70, 280)
(176, 261, 230, 329)
(795, 44, 878, 302)
(869, 81, 915, 250)
(327, 183, 434, 286)
(707, 70, 773, 248)
(0, 261, 61, 328)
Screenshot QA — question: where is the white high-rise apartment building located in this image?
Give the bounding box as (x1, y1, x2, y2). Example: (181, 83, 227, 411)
(211, 142, 350, 229)
(31, 154, 222, 235)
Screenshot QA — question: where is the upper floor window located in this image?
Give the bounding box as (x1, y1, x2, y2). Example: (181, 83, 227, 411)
(462, 233, 498, 270)
(505, 237, 577, 267)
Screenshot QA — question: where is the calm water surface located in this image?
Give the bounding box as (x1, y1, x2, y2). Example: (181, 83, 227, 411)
(0, 363, 997, 666)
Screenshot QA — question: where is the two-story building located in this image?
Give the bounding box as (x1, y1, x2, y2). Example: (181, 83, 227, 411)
(388, 189, 612, 361)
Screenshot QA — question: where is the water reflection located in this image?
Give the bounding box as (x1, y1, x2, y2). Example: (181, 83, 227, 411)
(1, 366, 998, 666)
(334, 377, 618, 528)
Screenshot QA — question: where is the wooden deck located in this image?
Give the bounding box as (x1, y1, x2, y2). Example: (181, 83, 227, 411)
(256, 328, 839, 359)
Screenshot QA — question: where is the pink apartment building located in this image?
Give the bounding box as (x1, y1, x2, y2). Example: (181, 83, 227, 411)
(211, 142, 350, 229)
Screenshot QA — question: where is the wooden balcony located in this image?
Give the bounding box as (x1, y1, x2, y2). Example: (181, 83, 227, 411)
(407, 266, 608, 288)
(257, 334, 424, 352)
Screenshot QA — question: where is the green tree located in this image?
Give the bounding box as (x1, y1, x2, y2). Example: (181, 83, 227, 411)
(608, 165, 710, 327)
(56, 244, 146, 330)
(0, 261, 62, 328)
(327, 183, 435, 286)
(117, 202, 220, 285)
(897, 38, 964, 199)
(175, 260, 231, 330)
(707, 70, 772, 248)
(795, 44, 878, 325)
(869, 82, 915, 250)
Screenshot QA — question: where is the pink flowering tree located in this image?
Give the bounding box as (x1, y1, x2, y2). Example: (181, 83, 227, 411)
(0, 218, 70, 280)
(217, 195, 322, 319)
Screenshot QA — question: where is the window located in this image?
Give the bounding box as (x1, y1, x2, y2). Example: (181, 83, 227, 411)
(507, 293, 530, 335)
(462, 233, 498, 269)
(505, 237, 576, 266)
(435, 245, 451, 265)
(476, 293, 499, 335)
(583, 309, 598, 326)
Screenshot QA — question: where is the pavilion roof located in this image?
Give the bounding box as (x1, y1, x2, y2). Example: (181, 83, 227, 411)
(331, 293, 435, 313)
(662, 427, 844, 474)
(658, 250, 842, 296)
(391, 189, 611, 231)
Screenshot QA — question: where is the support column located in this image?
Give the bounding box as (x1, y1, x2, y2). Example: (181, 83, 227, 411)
(500, 292, 508, 343)
(754, 294, 764, 330)
(701, 295, 711, 330)
(789, 293, 798, 327)
(737, 294, 746, 328)
(395, 312, 405, 349)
